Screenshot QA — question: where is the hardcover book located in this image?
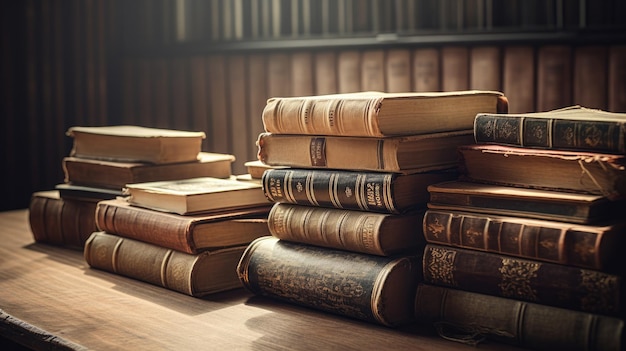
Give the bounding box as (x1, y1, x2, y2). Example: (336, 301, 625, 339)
(257, 130, 474, 172)
(458, 144, 626, 199)
(84, 231, 245, 297)
(262, 168, 457, 214)
(261, 90, 507, 137)
(243, 160, 287, 179)
(237, 236, 421, 327)
(267, 203, 425, 256)
(415, 284, 624, 351)
(63, 152, 235, 190)
(66, 125, 206, 164)
(95, 198, 272, 254)
(55, 183, 124, 202)
(474, 106, 626, 154)
(426, 180, 622, 224)
(422, 244, 623, 316)
(28, 190, 98, 249)
(124, 177, 271, 215)
(423, 208, 625, 272)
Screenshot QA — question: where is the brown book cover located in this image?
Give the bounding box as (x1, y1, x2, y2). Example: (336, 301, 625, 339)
(262, 90, 507, 137)
(441, 46, 469, 92)
(426, 180, 623, 224)
(537, 45, 572, 112)
(474, 106, 626, 154)
(385, 49, 411, 93)
(291, 51, 314, 97)
(458, 144, 626, 199)
(267, 52, 292, 97)
(125, 176, 271, 215)
(574, 46, 608, 110)
(470, 46, 501, 91)
(337, 50, 361, 93)
(66, 125, 206, 164)
(415, 284, 624, 351)
(412, 48, 440, 92)
(84, 231, 245, 297)
(360, 49, 386, 91)
(257, 130, 474, 172)
(261, 168, 457, 214)
(243, 160, 287, 179)
(609, 45, 626, 113)
(502, 45, 535, 114)
(267, 203, 425, 256)
(423, 207, 625, 271)
(237, 236, 421, 326)
(422, 244, 623, 316)
(28, 190, 98, 249)
(63, 152, 235, 190)
(314, 51, 338, 95)
(95, 198, 271, 254)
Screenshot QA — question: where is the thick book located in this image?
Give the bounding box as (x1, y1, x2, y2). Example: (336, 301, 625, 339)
(124, 177, 271, 215)
(458, 144, 626, 199)
(66, 125, 206, 164)
(262, 168, 457, 214)
(28, 190, 98, 249)
(422, 244, 623, 316)
(414, 284, 624, 351)
(63, 152, 235, 190)
(257, 130, 474, 172)
(423, 208, 625, 271)
(237, 236, 421, 327)
(55, 183, 124, 202)
(474, 106, 626, 154)
(95, 198, 272, 254)
(243, 160, 287, 179)
(261, 90, 507, 137)
(267, 203, 425, 256)
(427, 180, 623, 224)
(84, 231, 245, 297)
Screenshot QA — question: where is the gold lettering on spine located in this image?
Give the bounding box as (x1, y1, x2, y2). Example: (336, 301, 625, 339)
(426, 247, 457, 286)
(284, 171, 296, 203)
(498, 258, 539, 300)
(354, 174, 368, 211)
(382, 174, 394, 212)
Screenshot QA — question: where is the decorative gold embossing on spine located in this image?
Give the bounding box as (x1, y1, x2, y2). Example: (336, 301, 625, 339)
(425, 246, 457, 286)
(498, 258, 540, 300)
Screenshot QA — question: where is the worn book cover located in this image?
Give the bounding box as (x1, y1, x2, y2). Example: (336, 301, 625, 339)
(237, 236, 421, 326)
(66, 125, 206, 164)
(125, 176, 271, 215)
(422, 244, 623, 316)
(96, 198, 272, 254)
(262, 90, 507, 137)
(84, 231, 245, 297)
(257, 130, 474, 172)
(415, 284, 624, 351)
(423, 208, 626, 272)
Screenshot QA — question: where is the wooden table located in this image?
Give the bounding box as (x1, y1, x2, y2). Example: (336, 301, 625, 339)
(0, 209, 524, 350)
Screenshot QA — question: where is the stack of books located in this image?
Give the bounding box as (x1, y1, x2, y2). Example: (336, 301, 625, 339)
(236, 90, 508, 327)
(57, 125, 274, 297)
(415, 106, 626, 350)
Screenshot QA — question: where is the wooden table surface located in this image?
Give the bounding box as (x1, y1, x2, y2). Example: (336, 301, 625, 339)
(0, 209, 524, 350)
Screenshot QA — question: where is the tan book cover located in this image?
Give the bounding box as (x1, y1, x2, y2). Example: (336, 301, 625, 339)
(314, 51, 338, 95)
(470, 46, 501, 91)
(385, 49, 411, 93)
(412, 48, 440, 92)
(125, 176, 271, 215)
(441, 46, 469, 92)
(67, 125, 206, 164)
(361, 49, 386, 91)
(337, 50, 361, 93)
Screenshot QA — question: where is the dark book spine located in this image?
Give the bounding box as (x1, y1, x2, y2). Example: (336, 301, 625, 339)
(95, 202, 196, 254)
(262, 168, 402, 213)
(415, 284, 624, 351)
(474, 114, 626, 153)
(237, 236, 420, 326)
(422, 209, 619, 271)
(422, 244, 622, 315)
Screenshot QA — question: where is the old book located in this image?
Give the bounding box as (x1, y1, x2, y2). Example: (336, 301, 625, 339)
(412, 48, 440, 92)
(502, 46, 535, 114)
(360, 49, 386, 91)
(66, 125, 206, 164)
(458, 144, 626, 199)
(267, 203, 425, 256)
(573, 46, 608, 110)
(84, 231, 245, 297)
(125, 177, 271, 215)
(337, 50, 361, 93)
(469, 46, 501, 91)
(426, 181, 623, 224)
(257, 130, 474, 172)
(262, 168, 457, 214)
(262, 90, 507, 137)
(441, 47, 469, 92)
(28, 190, 98, 249)
(314, 51, 338, 95)
(55, 183, 124, 202)
(537, 45, 572, 112)
(62, 152, 235, 190)
(414, 284, 624, 351)
(95, 198, 271, 254)
(243, 160, 287, 179)
(423, 208, 625, 271)
(385, 49, 411, 93)
(237, 236, 420, 326)
(474, 106, 626, 154)
(422, 244, 623, 315)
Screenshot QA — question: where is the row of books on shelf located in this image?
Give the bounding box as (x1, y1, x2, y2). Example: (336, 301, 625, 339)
(29, 90, 625, 350)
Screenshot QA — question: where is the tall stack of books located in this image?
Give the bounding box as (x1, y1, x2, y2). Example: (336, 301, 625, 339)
(236, 90, 508, 327)
(416, 107, 626, 350)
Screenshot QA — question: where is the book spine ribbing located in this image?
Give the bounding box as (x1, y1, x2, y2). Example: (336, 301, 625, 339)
(474, 114, 626, 153)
